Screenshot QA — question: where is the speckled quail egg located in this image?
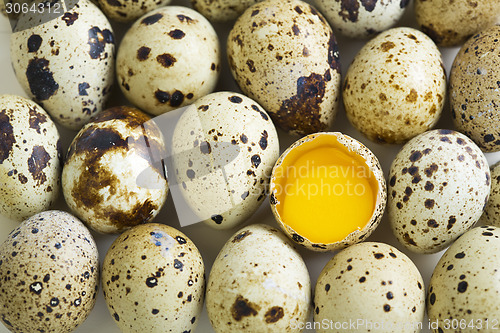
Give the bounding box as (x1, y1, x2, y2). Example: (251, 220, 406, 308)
(0, 210, 99, 333)
(388, 129, 491, 254)
(62, 106, 168, 234)
(481, 162, 500, 226)
(227, 0, 342, 135)
(414, 0, 500, 47)
(206, 224, 311, 332)
(343, 27, 446, 144)
(0, 95, 61, 222)
(116, 6, 220, 116)
(98, 0, 171, 22)
(269, 132, 387, 252)
(171, 92, 279, 229)
(427, 225, 500, 332)
(191, 0, 263, 22)
(10, 0, 115, 130)
(102, 223, 205, 333)
(450, 25, 500, 152)
(314, 0, 411, 39)
(314, 242, 425, 333)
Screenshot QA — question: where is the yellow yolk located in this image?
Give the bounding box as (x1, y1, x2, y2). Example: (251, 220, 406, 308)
(273, 136, 378, 244)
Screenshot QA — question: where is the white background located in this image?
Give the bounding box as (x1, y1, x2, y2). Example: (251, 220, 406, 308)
(1, 0, 499, 332)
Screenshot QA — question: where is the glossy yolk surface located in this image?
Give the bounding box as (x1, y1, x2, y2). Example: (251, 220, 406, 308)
(274, 136, 378, 244)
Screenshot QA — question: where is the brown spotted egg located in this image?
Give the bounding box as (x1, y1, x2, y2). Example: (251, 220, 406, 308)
(314, 242, 425, 333)
(102, 223, 205, 333)
(62, 106, 168, 234)
(343, 27, 446, 144)
(415, 0, 500, 47)
(171, 92, 279, 229)
(191, 0, 263, 22)
(481, 162, 500, 226)
(314, 0, 411, 39)
(0, 210, 99, 333)
(0, 95, 61, 222)
(427, 226, 500, 331)
(98, 0, 171, 22)
(206, 224, 311, 332)
(227, 0, 342, 135)
(450, 25, 500, 152)
(10, 0, 115, 130)
(388, 129, 491, 254)
(116, 6, 220, 116)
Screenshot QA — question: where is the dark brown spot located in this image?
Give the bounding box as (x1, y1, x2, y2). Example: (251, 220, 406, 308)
(231, 296, 260, 321)
(429, 292, 436, 305)
(251, 9, 259, 16)
(455, 252, 465, 259)
(259, 131, 268, 150)
(424, 199, 435, 209)
(156, 53, 176, 68)
(78, 82, 90, 96)
(292, 24, 300, 36)
(106, 0, 122, 6)
(374, 253, 384, 259)
(339, 0, 360, 22)
(400, 0, 410, 7)
(169, 29, 185, 39)
(427, 219, 438, 228)
(403, 233, 417, 246)
(232, 230, 252, 243)
(381, 41, 395, 52)
(251, 155, 261, 168)
(27, 34, 43, 53)
(177, 14, 194, 23)
(155, 90, 170, 104)
(26, 58, 59, 101)
(141, 13, 163, 25)
(246, 59, 256, 73)
(62, 12, 78, 26)
(447, 216, 456, 230)
(424, 181, 434, 191)
(88, 27, 114, 60)
(360, 0, 377, 11)
(292, 234, 304, 243)
(211, 214, 223, 224)
(137, 46, 151, 61)
(240, 134, 248, 144)
(457, 281, 468, 293)
(409, 151, 422, 162)
(28, 107, 47, 134)
(229, 96, 243, 103)
(265, 307, 284, 323)
(28, 146, 51, 186)
(277, 73, 326, 134)
(424, 163, 438, 177)
(294, 5, 303, 14)
(18, 174, 28, 184)
(405, 89, 418, 102)
(389, 175, 396, 187)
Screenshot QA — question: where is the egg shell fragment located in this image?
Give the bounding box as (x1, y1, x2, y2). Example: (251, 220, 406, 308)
(206, 224, 311, 332)
(227, 0, 342, 135)
(0, 95, 61, 222)
(102, 223, 205, 333)
(388, 129, 491, 254)
(191, 0, 263, 22)
(343, 27, 446, 144)
(314, 0, 411, 39)
(269, 132, 387, 252)
(116, 6, 220, 116)
(481, 162, 500, 226)
(62, 106, 168, 234)
(314, 242, 425, 333)
(427, 226, 500, 332)
(414, 0, 500, 47)
(171, 92, 279, 229)
(98, 0, 172, 22)
(450, 25, 500, 152)
(0, 210, 100, 333)
(10, 0, 115, 130)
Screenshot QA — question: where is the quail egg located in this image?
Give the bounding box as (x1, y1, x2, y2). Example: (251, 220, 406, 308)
(206, 224, 311, 332)
(481, 162, 500, 226)
(388, 129, 491, 254)
(0, 95, 61, 222)
(10, 0, 115, 130)
(0, 210, 99, 333)
(116, 6, 220, 116)
(343, 27, 446, 144)
(227, 0, 342, 135)
(450, 25, 500, 152)
(102, 223, 205, 333)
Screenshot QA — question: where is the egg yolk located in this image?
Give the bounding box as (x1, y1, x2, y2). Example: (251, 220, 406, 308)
(273, 135, 378, 244)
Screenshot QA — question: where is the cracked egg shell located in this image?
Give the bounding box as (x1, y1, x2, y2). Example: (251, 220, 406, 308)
(98, 0, 172, 22)
(269, 132, 387, 252)
(314, 0, 411, 39)
(388, 129, 491, 254)
(343, 27, 446, 144)
(206, 224, 311, 332)
(314, 242, 425, 333)
(0, 95, 61, 222)
(191, 0, 263, 22)
(427, 226, 500, 330)
(102, 223, 205, 333)
(450, 25, 500, 153)
(10, 0, 115, 130)
(0, 210, 99, 333)
(116, 6, 220, 116)
(227, 0, 341, 135)
(62, 106, 168, 234)
(415, 0, 500, 47)
(171, 92, 279, 230)
(480, 162, 500, 226)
